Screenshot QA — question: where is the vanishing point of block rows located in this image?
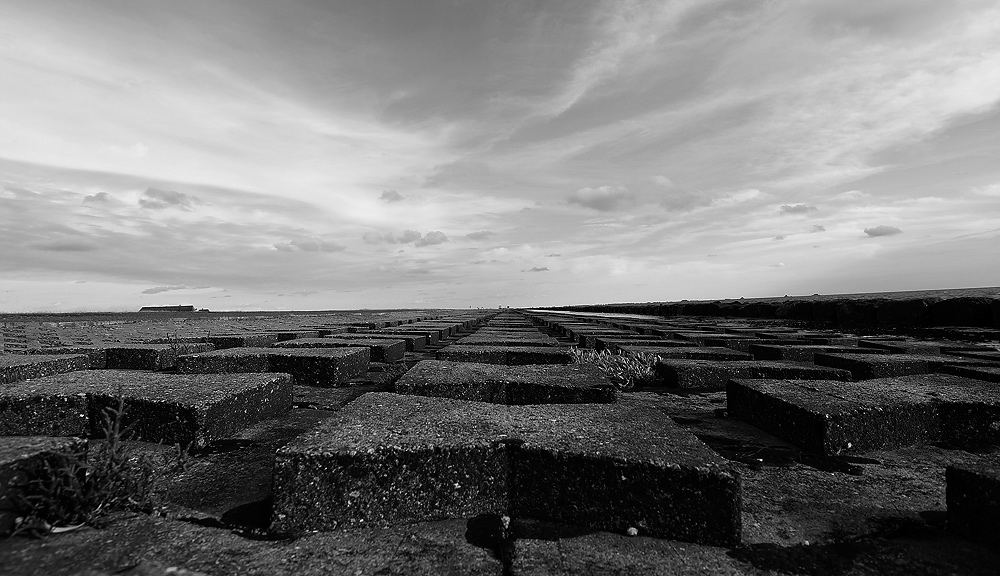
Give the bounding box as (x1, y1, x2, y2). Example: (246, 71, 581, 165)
(2, 303, 1000, 571)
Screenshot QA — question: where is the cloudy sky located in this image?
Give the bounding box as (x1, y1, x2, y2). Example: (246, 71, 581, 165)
(1, 0, 999, 312)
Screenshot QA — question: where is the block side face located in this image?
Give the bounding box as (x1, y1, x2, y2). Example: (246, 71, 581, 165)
(271, 446, 510, 533)
(0, 355, 92, 385)
(511, 450, 741, 547)
(0, 437, 87, 536)
(269, 348, 369, 386)
(200, 374, 293, 444)
(176, 349, 271, 374)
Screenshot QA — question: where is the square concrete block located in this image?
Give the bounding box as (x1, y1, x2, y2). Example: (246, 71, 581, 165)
(436, 345, 573, 365)
(177, 347, 370, 387)
(395, 360, 615, 404)
(727, 379, 939, 454)
(272, 393, 741, 546)
(275, 337, 406, 363)
(0, 371, 292, 447)
(657, 360, 851, 389)
(1, 354, 92, 385)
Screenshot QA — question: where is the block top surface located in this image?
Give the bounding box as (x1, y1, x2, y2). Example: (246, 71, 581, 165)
(0, 354, 88, 368)
(398, 360, 611, 388)
(0, 370, 290, 406)
(281, 392, 732, 470)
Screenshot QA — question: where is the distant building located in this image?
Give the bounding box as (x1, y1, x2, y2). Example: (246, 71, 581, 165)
(139, 305, 195, 312)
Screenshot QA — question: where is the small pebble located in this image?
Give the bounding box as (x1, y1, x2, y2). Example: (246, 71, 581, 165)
(627, 527, 638, 537)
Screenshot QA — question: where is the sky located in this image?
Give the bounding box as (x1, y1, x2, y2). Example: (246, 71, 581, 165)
(1, 0, 999, 312)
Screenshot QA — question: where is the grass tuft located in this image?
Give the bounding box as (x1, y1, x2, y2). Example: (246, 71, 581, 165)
(10, 396, 158, 537)
(570, 348, 660, 389)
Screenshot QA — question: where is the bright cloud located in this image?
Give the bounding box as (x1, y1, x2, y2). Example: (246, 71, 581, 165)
(1, 0, 998, 311)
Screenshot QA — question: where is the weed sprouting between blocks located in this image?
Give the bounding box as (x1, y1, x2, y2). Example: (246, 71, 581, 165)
(10, 396, 158, 537)
(569, 347, 661, 389)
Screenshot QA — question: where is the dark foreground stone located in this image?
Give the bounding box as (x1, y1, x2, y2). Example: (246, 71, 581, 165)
(0, 354, 92, 385)
(395, 360, 615, 404)
(0, 436, 87, 535)
(177, 347, 369, 386)
(0, 371, 292, 447)
(436, 345, 573, 365)
(947, 463, 1000, 548)
(272, 393, 741, 546)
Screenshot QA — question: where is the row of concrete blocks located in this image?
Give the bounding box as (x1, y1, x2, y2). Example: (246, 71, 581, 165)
(523, 310, 1000, 546)
(541, 295, 1000, 328)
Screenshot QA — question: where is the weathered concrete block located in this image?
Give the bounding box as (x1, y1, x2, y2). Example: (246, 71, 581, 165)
(622, 346, 752, 362)
(456, 333, 560, 348)
(104, 343, 214, 371)
(395, 360, 615, 404)
(275, 337, 406, 363)
(749, 345, 876, 363)
(272, 393, 741, 546)
(0, 371, 292, 447)
(177, 347, 370, 386)
(204, 333, 281, 350)
(0, 354, 92, 385)
(657, 360, 851, 390)
(727, 379, 939, 454)
(948, 463, 1000, 547)
(941, 365, 1000, 383)
(342, 331, 427, 351)
(436, 345, 573, 365)
(813, 352, 991, 379)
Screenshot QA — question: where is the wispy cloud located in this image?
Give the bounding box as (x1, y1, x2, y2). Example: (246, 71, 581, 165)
(864, 225, 903, 237)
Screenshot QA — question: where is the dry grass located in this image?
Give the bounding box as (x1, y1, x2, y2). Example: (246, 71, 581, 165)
(570, 348, 660, 389)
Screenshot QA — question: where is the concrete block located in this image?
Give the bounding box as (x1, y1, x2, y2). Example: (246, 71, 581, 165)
(0, 371, 292, 447)
(620, 346, 752, 361)
(275, 337, 406, 363)
(104, 343, 214, 371)
(436, 345, 573, 365)
(657, 360, 851, 390)
(272, 394, 741, 546)
(727, 379, 939, 454)
(177, 347, 370, 386)
(1, 354, 92, 385)
(455, 333, 560, 348)
(395, 360, 615, 404)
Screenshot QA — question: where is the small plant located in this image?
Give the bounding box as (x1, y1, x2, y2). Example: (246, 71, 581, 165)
(10, 397, 158, 537)
(570, 348, 661, 389)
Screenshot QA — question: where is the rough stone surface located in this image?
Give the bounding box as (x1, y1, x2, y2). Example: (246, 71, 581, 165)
(177, 346, 370, 386)
(656, 360, 852, 390)
(621, 346, 752, 361)
(395, 360, 616, 404)
(274, 337, 406, 363)
(727, 378, 939, 454)
(0, 371, 293, 447)
(0, 354, 92, 385)
(104, 343, 215, 371)
(814, 352, 996, 379)
(436, 345, 573, 365)
(204, 333, 281, 350)
(455, 333, 561, 347)
(273, 393, 741, 546)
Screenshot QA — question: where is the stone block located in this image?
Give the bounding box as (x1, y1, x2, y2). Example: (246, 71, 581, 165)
(0, 354, 92, 385)
(620, 346, 752, 361)
(104, 343, 214, 371)
(0, 371, 292, 447)
(341, 331, 427, 351)
(395, 360, 615, 404)
(177, 347, 370, 387)
(813, 352, 991, 379)
(941, 365, 1000, 383)
(204, 333, 281, 350)
(656, 360, 851, 390)
(456, 333, 560, 348)
(436, 345, 573, 365)
(727, 379, 939, 454)
(947, 463, 1000, 547)
(272, 393, 741, 546)
(749, 345, 874, 363)
(275, 337, 406, 363)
